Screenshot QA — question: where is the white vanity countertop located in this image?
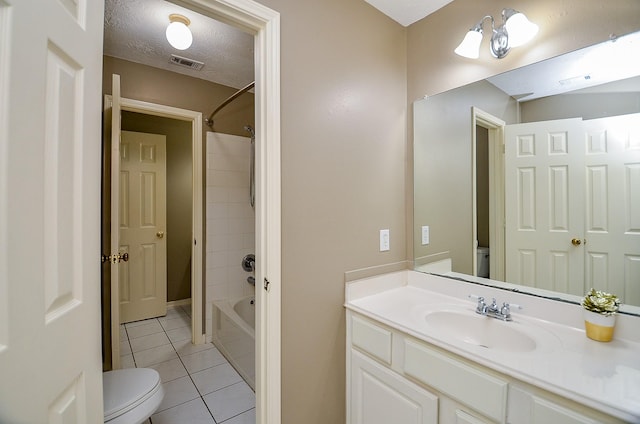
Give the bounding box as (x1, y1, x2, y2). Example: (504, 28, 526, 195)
(344, 270, 640, 422)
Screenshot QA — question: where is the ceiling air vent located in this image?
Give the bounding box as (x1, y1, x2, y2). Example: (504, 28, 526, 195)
(169, 54, 204, 71)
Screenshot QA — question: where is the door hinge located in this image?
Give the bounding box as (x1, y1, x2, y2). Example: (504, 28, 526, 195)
(264, 278, 270, 291)
(101, 253, 129, 264)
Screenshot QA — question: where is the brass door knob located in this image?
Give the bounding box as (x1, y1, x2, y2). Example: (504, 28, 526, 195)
(571, 238, 582, 246)
(156, 231, 164, 239)
(119, 252, 129, 262)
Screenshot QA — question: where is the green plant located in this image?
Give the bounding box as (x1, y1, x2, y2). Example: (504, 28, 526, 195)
(582, 288, 621, 316)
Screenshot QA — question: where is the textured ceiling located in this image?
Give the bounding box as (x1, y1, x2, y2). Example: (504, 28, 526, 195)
(103, 0, 254, 89)
(103, 0, 451, 88)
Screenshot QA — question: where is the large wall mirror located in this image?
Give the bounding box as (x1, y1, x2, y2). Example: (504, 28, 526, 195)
(414, 30, 640, 314)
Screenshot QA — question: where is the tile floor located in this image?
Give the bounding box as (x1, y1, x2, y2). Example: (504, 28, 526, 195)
(120, 304, 255, 424)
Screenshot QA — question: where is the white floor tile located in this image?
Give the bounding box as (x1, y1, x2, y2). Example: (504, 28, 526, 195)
(118, 305, 254, 424)
(203, 381, 255, 423)
(165, 326, 192, 343)
(119, 341, 132, 355)
(160, 315, 191, 331)
(133, 344, 178, 368)
(151, 398, 215, 424)
(148, 358, 188, 383)
(172, 339, 216, 357)
(126, 320, 165, 339)
(156, 376, 201, 413)
(120, 326, 128, 342)
(164, 308, 189, 320)
(191, 363, 242, 396)
(129, 331, 170, 353)
(120, 354, 135, 369)
(221, 408, 256, 424)
(181, 347, 227, 374)
(125, 317, 158, 328)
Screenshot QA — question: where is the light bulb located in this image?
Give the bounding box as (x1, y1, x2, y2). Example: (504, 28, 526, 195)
(166, 15, 192, 50)
(504, 12, 538, 48)
(455, 30, 483, 59)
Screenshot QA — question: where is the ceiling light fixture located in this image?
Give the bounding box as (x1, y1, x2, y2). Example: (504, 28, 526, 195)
(454, 8, 538, 59)
(166, 14, 192, 50)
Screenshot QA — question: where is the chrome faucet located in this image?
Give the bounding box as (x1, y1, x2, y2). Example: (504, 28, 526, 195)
(469, 295, 522, 321)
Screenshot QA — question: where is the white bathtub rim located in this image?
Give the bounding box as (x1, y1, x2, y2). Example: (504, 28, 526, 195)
(212, 296, 255, 339)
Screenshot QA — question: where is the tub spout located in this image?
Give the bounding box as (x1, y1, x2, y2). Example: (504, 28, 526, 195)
(247, 276, 255, 286)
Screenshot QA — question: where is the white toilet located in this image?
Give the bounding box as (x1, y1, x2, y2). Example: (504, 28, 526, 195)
(103, 368, 164, 424)
(477, 246, 490, 278)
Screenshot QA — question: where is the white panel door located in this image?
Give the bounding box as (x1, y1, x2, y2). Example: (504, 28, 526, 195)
(0, 0, 104, 421)
(350, 350, 438, 424)
(119, 130, 168, 323)
(583, 113, 640, 306)
(505, 118, 585, 295)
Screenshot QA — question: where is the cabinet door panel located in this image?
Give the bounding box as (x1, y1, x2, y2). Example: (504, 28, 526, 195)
(533, 397, 599, 424)
(351, 350, 438, 424)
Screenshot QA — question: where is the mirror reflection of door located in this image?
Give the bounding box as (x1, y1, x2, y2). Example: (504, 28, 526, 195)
(504, 114, 640, 305)
(119, 130, 168, 323)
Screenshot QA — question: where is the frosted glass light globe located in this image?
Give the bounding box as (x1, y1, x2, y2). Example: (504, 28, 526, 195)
(166, 20, 192, 50)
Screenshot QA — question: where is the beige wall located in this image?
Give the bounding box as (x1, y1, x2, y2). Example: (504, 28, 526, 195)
(103, 56, 255, 139)
(103, 1, 640, 421)
(407, 0, 640, 270)
(121, 112, 193, 302)
(521, 84, 640, 122)
(255, 0, 407, 422)
(413, 80, 517, 273)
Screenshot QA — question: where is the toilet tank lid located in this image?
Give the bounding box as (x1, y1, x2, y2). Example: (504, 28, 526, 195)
(103, 368, 161, 419)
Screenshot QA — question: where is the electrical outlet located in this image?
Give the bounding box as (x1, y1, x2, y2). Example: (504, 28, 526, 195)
(421, 226, 430, 245)
(380, 229, 390, 252)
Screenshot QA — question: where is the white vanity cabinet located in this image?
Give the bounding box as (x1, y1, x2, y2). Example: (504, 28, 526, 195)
(348, 311, 497, 424)
(346, 310, 626, 424)
(350, 349, 438, 424)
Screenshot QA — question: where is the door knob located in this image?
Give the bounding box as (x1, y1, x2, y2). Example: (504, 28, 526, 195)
(119, 252, 129, 262)
(156, 231, 164, 239)
(571, 238, 582, 246)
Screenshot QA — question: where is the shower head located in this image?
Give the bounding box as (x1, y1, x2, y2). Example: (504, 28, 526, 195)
(244, 125, 255, 138)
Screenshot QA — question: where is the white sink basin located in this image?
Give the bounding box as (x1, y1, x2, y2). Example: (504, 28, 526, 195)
(424, 310, 554, 353)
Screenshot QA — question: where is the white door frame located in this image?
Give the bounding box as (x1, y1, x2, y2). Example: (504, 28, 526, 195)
(106, 95, 205, 370)
(472, 107, 506, 281)
(166, 1, 281, 422)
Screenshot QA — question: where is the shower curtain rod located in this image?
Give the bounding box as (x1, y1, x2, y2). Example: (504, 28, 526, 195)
(205, 81, 255, 128)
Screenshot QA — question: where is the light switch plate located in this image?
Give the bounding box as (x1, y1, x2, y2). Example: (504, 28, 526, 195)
(421, 226, 430, 245)
(380, 229, 390, 251)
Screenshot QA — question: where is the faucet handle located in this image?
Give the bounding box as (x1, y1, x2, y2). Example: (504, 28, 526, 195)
(468, 294, 487, 315)
(502, 302, 523, 311)
(500, 302, 523, 320)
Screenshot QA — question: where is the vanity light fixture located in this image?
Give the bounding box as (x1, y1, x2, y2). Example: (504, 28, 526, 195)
(454, 8, 538, 59)
(166, 14, 193, 50)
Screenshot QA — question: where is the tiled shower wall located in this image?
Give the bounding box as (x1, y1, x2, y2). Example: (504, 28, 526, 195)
(205, 132, 255, 338)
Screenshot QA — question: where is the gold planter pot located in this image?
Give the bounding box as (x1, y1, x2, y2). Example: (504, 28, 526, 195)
(583, 309, 616, 342)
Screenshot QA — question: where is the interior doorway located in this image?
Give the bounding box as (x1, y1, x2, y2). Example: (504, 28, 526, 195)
(103, 90, 204, 369)
(102, 1, 282, 423)
(472, 107, 506, 282)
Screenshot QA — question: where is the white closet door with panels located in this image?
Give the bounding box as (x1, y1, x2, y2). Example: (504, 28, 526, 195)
(505, 113, 640, 305)
(505, 118, 584, 294)
(0, 0, 105, 421)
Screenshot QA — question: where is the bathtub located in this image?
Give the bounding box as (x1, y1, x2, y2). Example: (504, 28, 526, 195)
(212, 296, 255, 390)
